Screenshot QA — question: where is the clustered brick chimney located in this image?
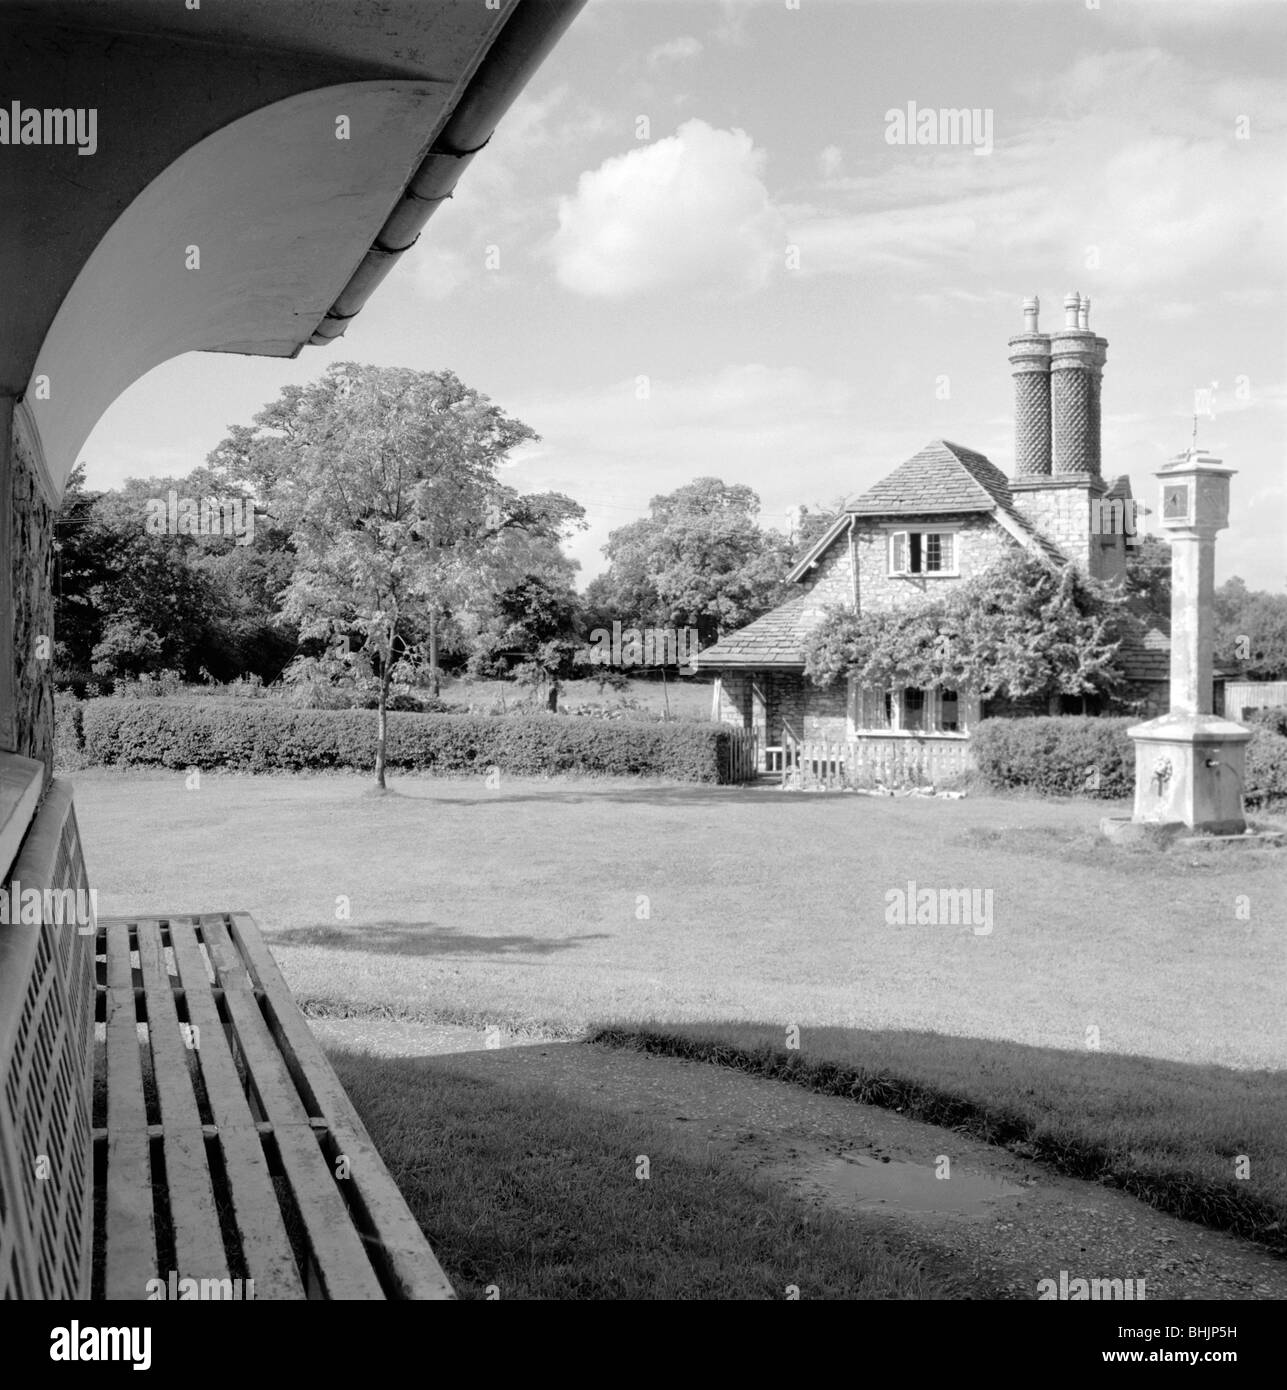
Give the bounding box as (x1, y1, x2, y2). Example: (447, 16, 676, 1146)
(1008, 292, 1108, 479)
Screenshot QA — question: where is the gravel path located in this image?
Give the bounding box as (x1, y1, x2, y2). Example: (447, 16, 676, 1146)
(313, 1017, 1287, 1301)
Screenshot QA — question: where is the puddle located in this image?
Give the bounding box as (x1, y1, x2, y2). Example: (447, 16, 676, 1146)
(803, 1153, 1023, 1217)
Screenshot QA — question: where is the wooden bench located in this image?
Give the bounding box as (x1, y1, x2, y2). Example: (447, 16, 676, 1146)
(0, 780, 453, 1299)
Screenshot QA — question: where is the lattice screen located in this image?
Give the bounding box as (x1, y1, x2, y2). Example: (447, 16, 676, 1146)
(0, 783, 95, 1299)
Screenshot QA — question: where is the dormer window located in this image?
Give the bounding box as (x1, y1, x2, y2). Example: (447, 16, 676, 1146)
(889, 529, 956, 576)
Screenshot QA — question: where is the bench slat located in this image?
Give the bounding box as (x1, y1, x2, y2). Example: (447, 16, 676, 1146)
(226, 912, 456, 1300)
(135, 922, 229, 1285)
(200, 916, 386, 1299)
(165, 917, 304, 1300)
(103, 921, 155, 1300)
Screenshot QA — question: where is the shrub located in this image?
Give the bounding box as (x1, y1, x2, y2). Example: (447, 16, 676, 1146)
(79, 699, 737, 781)
(54, 697, 86, 771)
(1244, 706, 1287, 738)
(1245, 727, 1287, 806)
(971, 716, 1134, 797)
(113, 669, 185, 699)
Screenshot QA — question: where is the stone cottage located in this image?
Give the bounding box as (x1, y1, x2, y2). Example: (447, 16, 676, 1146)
(696, 294, 1182, 766)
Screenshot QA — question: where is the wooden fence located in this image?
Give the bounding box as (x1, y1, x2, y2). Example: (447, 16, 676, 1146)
(720, 727, 760, 783)
(1225, 681, 1287, 721)
(778, 733, 973, 790)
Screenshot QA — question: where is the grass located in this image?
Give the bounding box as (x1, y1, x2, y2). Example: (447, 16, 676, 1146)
(70, 771, 1287, 1273)
(325, 1046, 962, 1299)
(71, 772, 1287, 1069)
(589, 1024, 1287, 1255)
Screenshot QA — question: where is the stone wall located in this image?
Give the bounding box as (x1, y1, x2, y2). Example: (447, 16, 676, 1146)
(8, 426, 55, 779)
(853, 512, 1015, 612)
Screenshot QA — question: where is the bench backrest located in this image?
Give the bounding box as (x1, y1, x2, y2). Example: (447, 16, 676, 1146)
(0, 781, 95, 1298)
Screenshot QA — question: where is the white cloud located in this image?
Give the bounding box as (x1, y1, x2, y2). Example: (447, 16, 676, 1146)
(817, 144, 843, 179)
(646, 36, 703, 67)
(551, 120, 785, 298)
(783, 49, 1286, 304)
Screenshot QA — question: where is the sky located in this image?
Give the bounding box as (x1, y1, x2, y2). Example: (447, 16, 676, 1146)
(81, 0, 1287, 590)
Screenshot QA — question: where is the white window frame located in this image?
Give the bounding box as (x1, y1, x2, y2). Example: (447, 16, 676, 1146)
(887, 528, 959, 577)
(847, 678, 976, 737)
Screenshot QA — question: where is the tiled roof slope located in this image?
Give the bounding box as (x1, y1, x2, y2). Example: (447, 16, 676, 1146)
(1118, 624, 1171, 682)
(846, 440, 1008, 516)
(695, 593, 813, 668)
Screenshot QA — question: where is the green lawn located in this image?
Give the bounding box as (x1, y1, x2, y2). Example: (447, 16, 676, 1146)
(72, 770, 1287, 1070)
(326, 1047, 959, 1300)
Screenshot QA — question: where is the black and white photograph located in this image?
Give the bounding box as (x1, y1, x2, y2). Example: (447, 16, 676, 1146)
(0, 0, 1283, 1352)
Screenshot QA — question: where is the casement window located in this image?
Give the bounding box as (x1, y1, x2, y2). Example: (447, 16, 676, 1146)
(889, 530, 956, 576)
(848, 679, 973, 735)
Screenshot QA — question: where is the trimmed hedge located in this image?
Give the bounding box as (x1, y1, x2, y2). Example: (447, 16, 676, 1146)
(972, 716, 1134, 797)
(54, 697, 86, 770)
(78, 698, 735, 781)
(1245, 727, 1287, 805)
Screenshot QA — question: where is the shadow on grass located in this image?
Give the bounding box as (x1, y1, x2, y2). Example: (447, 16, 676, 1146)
(273, 920, 611, 957)
(326, 1043, 972, 1300)
(588, 1021, 1287, 1256)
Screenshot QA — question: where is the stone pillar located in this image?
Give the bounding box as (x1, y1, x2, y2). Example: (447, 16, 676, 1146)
(1008, 296, 1051, 477)
(1170, 528, 1216, 718)
(1120, 450, 1251, 836)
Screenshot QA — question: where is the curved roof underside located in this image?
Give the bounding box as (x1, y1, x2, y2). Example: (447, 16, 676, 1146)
(0, 0, 584, 499)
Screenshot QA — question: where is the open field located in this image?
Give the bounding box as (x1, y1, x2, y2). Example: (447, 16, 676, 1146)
(72, 770, 1286, 1070)
(71, 770, 1287, 1270)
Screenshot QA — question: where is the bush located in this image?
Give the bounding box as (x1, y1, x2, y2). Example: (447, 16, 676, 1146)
(79, 698, 737, 781)
(54, 697, 86, 770)
(1245, 727, 1287, 805)
(1245, 706, 1287, 738)
(972, 716, 1134, 797)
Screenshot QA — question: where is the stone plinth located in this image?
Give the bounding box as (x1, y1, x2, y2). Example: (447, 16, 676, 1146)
(1126, 712, 1251, 835)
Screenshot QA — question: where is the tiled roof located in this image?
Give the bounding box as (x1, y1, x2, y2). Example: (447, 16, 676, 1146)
(845, 440, 1009, 516)
(694, 593, 813, 669)
(1116, 623, 1236, 684)
(1118, 624, 1171, 682)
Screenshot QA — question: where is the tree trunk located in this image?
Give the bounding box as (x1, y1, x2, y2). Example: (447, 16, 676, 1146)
(428, 608, 440, 696)
(546, 679, 559, 713)
(375, 649, 392, 790)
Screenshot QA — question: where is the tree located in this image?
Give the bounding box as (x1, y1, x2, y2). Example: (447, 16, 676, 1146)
(1124, 534, 1171, 626)
(55, 470, 230, 687)
(210, 362, 576, 788)
(804, 548, 1130, 703)
(595, 477, 791, 644)
(1214, 577, 1287, 678)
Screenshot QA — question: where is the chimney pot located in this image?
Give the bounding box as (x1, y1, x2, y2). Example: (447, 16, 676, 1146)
(1064, 291, 1081, 328)
(1022, 295, 1040, 332)
(1078, 296, 1091, 331)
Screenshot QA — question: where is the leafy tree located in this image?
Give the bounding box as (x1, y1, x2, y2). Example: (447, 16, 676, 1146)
(1124, 534, 1171, 626)
(211, 362, 577, 787)
(804, 548, 1129, 703)
(596, 477, 791, 644)
(1214, 577, 1287, 678)
(788, 500, 847, 566)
